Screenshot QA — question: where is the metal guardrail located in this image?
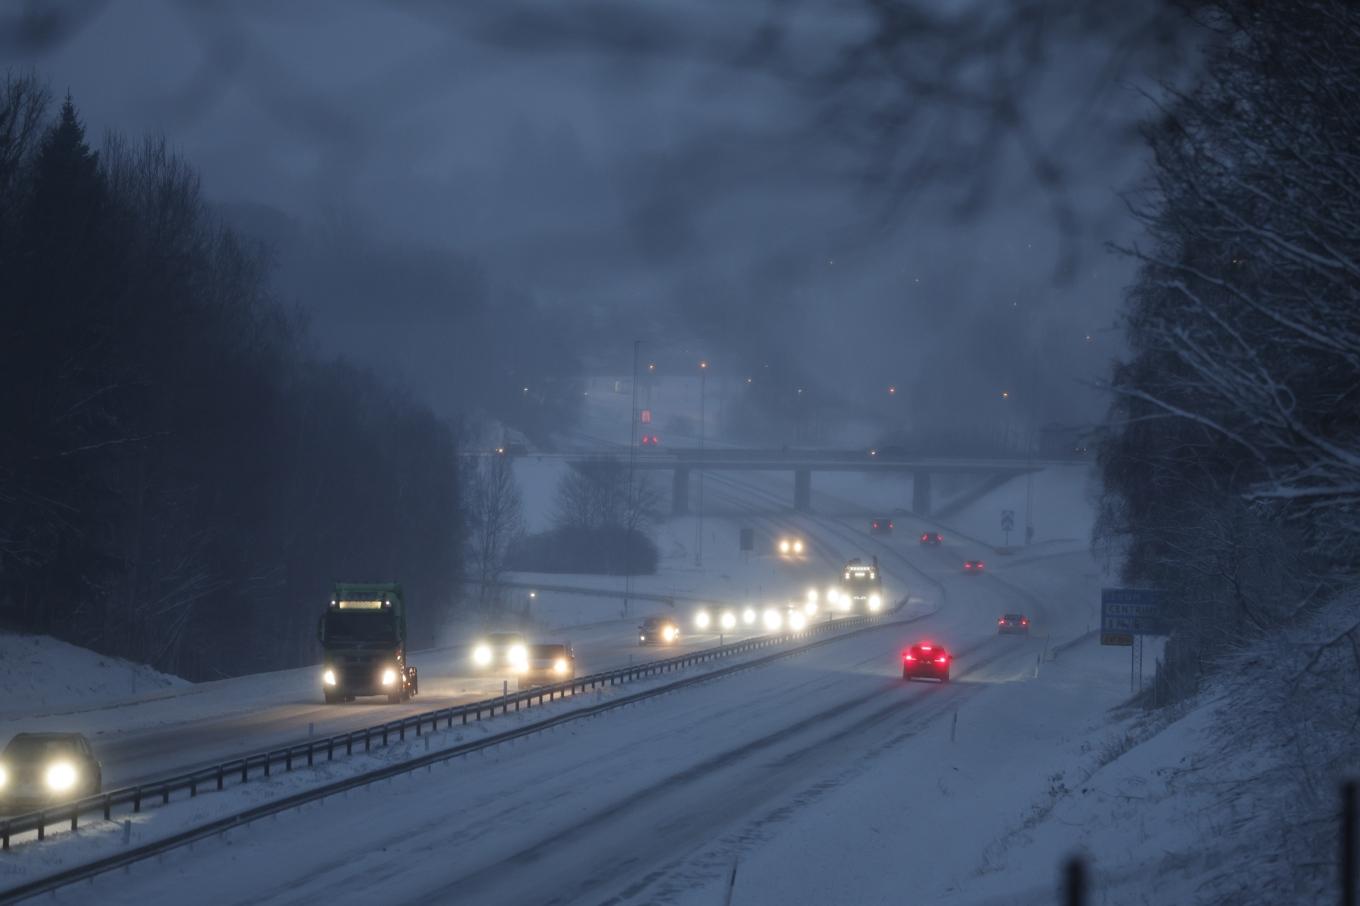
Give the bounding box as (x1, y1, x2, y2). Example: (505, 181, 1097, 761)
(0, 609, 889, 852)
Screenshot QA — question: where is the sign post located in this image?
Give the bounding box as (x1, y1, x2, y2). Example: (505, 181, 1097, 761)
(1001, 509, 1015, 546)
(1100, 587, 1168, 692)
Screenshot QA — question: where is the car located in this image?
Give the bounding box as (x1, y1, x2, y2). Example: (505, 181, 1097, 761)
(470, 632, 529, 673)
(870, 518, 894, 535)
(0, 733, 102, 812)
(963, 559, 985, 573)
(777, 536, 806, 558)
(639, 617, 680, 645)
(920, 532, 943, 545)
(517, 643, 575, 688)
(902, 642, 952, 682)
(998, 613, 1030, 635)
(640, 433, 661, 447)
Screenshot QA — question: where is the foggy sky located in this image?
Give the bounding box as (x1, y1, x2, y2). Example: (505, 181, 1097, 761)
(4, 0, 1178, 432)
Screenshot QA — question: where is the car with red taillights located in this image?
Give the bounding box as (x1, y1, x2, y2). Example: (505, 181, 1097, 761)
(870, 517, 894, 536)
(962, 559, 985, 573)
(902, 642, 952, 682)
(997, 613, 1029, 635)
(919, 532, 942, 546)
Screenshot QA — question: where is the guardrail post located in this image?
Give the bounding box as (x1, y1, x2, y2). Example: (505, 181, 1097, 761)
(383, 725, 390, 746)
(2, 821, 8, 850)
(264, 756, 271, 778)
(103, 796, 111, 820)
(36, 816, 44, 841)
(365, 730, 372, 752)
(241, 761, 248, 784)
(1344, 780, 1357, 906)
(69, 807, 77, 832)
(307, 744, 314, 767)
(399, 722, 405, 742)
(416, 717, 422, 737)
(462, 710, 468, 726)
(1063, 856, 1086, 906)
(133, 789, 142, 813)
(328, 738, 334, 761)
(285, 749, 293, 771)
(190, 777, 197, 797)
(217, 766, 224, 791)
(347, 734, 354, 756)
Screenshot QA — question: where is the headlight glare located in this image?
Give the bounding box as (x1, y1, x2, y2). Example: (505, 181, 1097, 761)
(508, 644, 528, 668)
(553, 658, 569, 674)
(381, 668, 398, 686)
(694, 609, 711, 630)
(45, 761, 78, 793)
(720, 611, 737, 631)
(0, 764, 8, 790)
(322, 668, 337, 686)
(473, 644, 492, 667)
(869, 593, 883, 612)
(742, 607, 757, 625)
(763, 608, 783, 631)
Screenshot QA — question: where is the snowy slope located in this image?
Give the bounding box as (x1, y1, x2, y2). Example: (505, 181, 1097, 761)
(0, 633, 186, 721)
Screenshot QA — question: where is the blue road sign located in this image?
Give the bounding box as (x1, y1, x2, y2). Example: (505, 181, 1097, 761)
(1100, 588, 1168, 637)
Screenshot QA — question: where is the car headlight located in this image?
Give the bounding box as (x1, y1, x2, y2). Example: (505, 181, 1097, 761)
(508, 644, 528, 669)
(868, 593, 883, 612)
(322, 668, 337, 687)
(473, 644, 492, 667)
(381, 668, 398, 686)
(806, 588, 819, 604)
(763, 608, 783, 631)
(788, 611, 808, 631)
(45, 761, 78, 793)
(694, 609, 711, 630)
(779, 539, 791, 554)
(720, 611, 737, 631)
(553, 657, 569, 674)
(793, 540, 804, 554)
(742, 606, 757, 625)
(640, 634, 647, 642)
(804, 600, 818, 616)
(662, 625, 677, 642)
(0, 764, 8, 790)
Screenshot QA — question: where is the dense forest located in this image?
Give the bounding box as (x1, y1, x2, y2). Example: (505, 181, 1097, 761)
(0, 74, 464, 680)
(1097, 0, 1360, 700)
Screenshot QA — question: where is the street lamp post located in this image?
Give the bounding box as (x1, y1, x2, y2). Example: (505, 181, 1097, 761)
(626, 339, 641, 613)
(695, 359, 708, 567)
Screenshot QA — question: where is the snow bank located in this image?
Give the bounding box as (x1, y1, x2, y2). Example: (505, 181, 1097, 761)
(0, 633, 186, 722)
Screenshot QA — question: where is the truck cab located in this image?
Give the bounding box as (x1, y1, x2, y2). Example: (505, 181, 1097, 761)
(318, 583, 418, 704)
(832, 558, 885, 614)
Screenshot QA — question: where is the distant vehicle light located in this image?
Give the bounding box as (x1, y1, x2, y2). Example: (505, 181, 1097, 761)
(720, 611, 737, 631)
(0, 764, 8, 790)
(381, 668, 398, 687)
(742, 607, 757, 625)
(779, 539, 791, 554)
(788, 611, 808, 631)
(322, 669, 337, 687)
(763, 608, 783, 631)
(868, 594, 883, 612)
(804, 599, 818, 616)
(806, 588, 819, 604)
(793, 540, 805, 554)
(663, 624, 678, 642)
(508, 644, 528, 670)
(553, 658, 570, 674)
(695, 609, 712, 630)
(473, 644, 492, 667)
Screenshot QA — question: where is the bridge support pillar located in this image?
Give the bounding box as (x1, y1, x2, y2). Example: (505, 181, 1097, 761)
(794, 468, 812, 512)
(911, 470, 932, 517)
(672, 467, 690, 516)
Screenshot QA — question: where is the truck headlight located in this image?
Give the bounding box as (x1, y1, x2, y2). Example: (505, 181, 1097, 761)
(763, 608, 783, 631)
(868, 594, 883, 612)
(0, 764, 8, 790)
(45, 761, 78, 792)
(662, 625, 677, 642)
(553, 658, 569, 674)
(720, 611, 737, 631)
(473, 644, 492, 667)
(788, 611, 808, 631)
(508, 644, 528, 669)
(694, 609, 711, 630)
(742, 607, 756, 625)
(322, 668, 337, 687)
(381, 668, 398, 687)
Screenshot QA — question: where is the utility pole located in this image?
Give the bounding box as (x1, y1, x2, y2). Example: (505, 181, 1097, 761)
(695, 359, 708, 567)
(626, 339, 641, 613)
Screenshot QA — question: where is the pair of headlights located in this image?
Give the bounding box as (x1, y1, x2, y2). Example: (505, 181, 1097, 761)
(322, 667, 398, 686)
(472, 643, 527, 670)
(695, 609, 744, 632)
(0, 761, 80, 793)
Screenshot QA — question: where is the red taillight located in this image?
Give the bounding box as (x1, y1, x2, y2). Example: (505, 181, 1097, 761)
(935, 655, 947, 664)
(998, 618, 1006, 624)
(903, 653, 915, 661)
(1021, 618, 1028, 625)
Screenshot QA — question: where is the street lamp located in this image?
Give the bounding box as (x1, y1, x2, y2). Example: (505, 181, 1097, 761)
(696, 358, 709, 566)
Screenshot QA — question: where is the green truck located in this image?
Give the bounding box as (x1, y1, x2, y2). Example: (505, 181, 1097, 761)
(318, 582, 419, 704)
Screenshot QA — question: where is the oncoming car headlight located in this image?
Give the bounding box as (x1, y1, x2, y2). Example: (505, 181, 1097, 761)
(804, 599, 818, 616)
(778, 539, 791, 554)
(381, 668, 398, 687)
(694, 609, 712, 630)
(662, 624, 678, 642)
(792, 539, 805, 555)
(762, 608, 783, 631)
(0, 764, 8, 790)
(868, 593, 883, 612)
(788, 611, 808, 631)
(472, 644, 492, 667)
(508, 644, 528, 670)
(720, 611, 737, 631)
(322, 668, 337, 687)
(553, 658, 569, 675)
(742, 606, 757, 625)
(45, 761, 78, 793)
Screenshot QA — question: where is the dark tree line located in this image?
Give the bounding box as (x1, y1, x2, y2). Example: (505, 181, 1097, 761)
(0, 73, 463, 679)
(1097, 0, 1360, 700)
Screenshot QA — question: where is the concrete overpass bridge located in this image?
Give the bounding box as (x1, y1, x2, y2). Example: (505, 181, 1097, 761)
(559, 448, 1062, 517)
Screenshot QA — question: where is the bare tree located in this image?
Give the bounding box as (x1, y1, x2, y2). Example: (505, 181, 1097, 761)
(554, 457, 661, 533)
(467, 454, 524, 601)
